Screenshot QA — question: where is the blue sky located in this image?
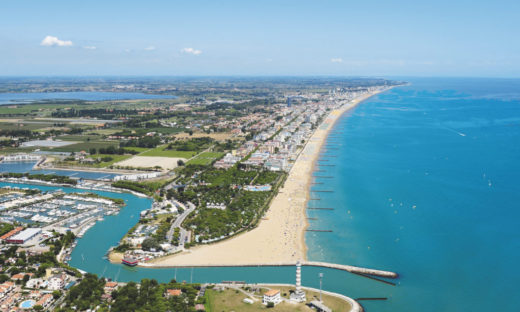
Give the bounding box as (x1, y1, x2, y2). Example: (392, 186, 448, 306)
(0, 0, 519, 77)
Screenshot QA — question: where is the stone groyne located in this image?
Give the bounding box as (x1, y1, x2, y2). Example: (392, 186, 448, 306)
(141, 260, 398, 279)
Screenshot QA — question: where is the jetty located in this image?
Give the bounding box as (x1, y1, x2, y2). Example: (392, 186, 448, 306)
(306, 229, 333, 232)
(143, 261, 398, 279)
(350, 272, 397, 286)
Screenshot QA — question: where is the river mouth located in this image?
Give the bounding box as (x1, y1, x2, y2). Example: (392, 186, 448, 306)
(0, 180, 395, 304)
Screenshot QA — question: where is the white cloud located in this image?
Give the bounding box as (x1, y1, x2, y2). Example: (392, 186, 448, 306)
(40, 35, 73, 47)
(181, 47, 202, 55)
(144, 46, 156, 51)
(83, 46, 96, 50)
(331, 58, 343, 63)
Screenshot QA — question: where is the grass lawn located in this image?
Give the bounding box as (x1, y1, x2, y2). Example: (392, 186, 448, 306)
(139, 145, 197, 158)
(186, 152, 224, 165)
(205, 286, 352, 312)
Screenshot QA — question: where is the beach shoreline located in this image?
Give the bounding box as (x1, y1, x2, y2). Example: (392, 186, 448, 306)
(138, 89, 389, 267)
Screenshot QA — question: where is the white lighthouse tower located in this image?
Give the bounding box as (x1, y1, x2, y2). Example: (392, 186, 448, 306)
(290, 261, 306, 302)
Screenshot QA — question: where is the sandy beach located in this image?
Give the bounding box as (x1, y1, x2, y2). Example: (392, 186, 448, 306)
(146, 90, 385, 267)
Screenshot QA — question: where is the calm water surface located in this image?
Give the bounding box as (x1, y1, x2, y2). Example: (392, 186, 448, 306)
(0, 91, 176, 104)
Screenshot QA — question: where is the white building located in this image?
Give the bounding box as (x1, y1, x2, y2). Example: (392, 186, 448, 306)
(47, 274, 66, 290)
(262, 289, 282, 305)
(6, 228, 42, 244)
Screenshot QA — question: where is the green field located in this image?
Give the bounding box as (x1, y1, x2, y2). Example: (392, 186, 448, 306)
(0, 122, 53, 131)
(139, 145, 197, 158)
(125, 147, 152, 153)
(186, 152, 224, 165)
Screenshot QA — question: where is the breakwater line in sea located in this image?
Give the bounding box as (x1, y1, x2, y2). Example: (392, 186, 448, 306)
(141, 261, 398, 279)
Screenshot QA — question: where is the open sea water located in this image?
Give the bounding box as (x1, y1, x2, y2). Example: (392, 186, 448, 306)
(307, 77, 520, 311)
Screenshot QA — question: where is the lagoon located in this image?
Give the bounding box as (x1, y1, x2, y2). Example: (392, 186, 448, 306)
(0, 91, 176, 105)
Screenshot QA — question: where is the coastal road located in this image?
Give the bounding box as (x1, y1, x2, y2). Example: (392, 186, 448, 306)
(167, 201, 195, 247)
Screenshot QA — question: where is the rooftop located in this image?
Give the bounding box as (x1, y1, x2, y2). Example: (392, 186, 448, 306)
(264, 289, 280, 296)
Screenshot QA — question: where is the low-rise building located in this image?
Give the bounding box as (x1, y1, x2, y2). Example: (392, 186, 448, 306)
(6, 228, 41, 244)
(165, 289, 182, 297)
(48, 273, 66, 290)
(36, 293, 54, 309)
(262, 289, 282, 305)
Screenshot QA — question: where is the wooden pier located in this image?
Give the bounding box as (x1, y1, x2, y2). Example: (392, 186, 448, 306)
(313, 176, 334, 178)
(307, 207, 334, 210)
(312, 190, 334, 193)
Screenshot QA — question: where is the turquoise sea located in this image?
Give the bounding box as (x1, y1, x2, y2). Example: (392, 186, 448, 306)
(307, 78, 520, 311)
(1, 78, 518, 311)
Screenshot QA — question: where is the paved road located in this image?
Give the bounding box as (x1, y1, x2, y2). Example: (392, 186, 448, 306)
(166, 201, 195, 247)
